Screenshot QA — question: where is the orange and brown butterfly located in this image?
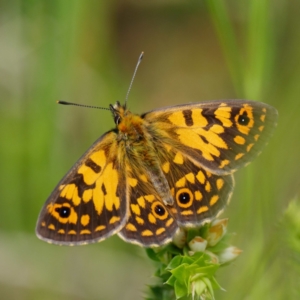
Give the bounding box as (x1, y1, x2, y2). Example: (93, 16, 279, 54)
(36, 53, 278, 247)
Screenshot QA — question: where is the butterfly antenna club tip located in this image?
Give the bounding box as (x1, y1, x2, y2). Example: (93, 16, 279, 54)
(125, 51, 144, 108)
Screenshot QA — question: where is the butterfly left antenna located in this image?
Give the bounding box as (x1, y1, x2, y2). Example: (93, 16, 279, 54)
(124, 52, 144, 108)
(57, 100, 110, 111)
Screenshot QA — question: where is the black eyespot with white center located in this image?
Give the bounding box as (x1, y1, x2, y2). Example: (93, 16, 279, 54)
(176, 188, 193, 208)
(55, 206, 71, 218)
(179, 192, 190, 204)
(155, 204, 165, 216)
(152, 202, 168, 220)
(238, 112, 250, 125)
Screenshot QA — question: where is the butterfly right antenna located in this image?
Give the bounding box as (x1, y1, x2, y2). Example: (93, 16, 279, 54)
(124, 52, 144, 109)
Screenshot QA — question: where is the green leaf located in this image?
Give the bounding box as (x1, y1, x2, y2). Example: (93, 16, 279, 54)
(193, 279, 207, 297)
(210, 276, 225, 291)
(174, 279, 187, 299)
(165, 274, 176, 286)
(193, 265, 219, 277)
(202, 277, 215, 300)
(145, 248, 161, 262)
(181, 255, 195, 265)
(167, 255, 183, 269)
(170, 264, 189, 280)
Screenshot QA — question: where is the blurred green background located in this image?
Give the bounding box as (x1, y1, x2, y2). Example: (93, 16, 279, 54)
(1, 0, 300, 299)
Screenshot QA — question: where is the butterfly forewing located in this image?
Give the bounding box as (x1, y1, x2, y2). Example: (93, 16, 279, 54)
(143, 100, 278, 175)
(36, 131, 128, 245)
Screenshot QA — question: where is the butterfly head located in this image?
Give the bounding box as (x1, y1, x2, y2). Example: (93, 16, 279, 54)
(109, 101, 127, 125)
(109, 101, 144, 138)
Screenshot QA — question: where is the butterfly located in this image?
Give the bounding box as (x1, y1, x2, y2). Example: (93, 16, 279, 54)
(36, 56, 278, 247)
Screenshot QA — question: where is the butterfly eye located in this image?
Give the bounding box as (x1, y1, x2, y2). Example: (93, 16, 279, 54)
(109, 103, 122, 125)
(55, 206, 71, 218)
(237, 113, 250, 125)
(114, 115, 121, 125)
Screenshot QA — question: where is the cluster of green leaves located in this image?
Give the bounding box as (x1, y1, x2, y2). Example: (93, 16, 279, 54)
(145, 224, 235, 300)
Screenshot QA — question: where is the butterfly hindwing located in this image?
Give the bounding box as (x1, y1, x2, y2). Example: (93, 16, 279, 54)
(119, 144, 234, 246)
(36, 131, 128, 245)
(119, 167, 178, 247)
(157, 147, 234, 227)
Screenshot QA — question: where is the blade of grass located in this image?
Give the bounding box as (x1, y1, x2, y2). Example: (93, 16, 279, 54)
(245, 0, 274, 100)
(205, 0, 244, 96)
